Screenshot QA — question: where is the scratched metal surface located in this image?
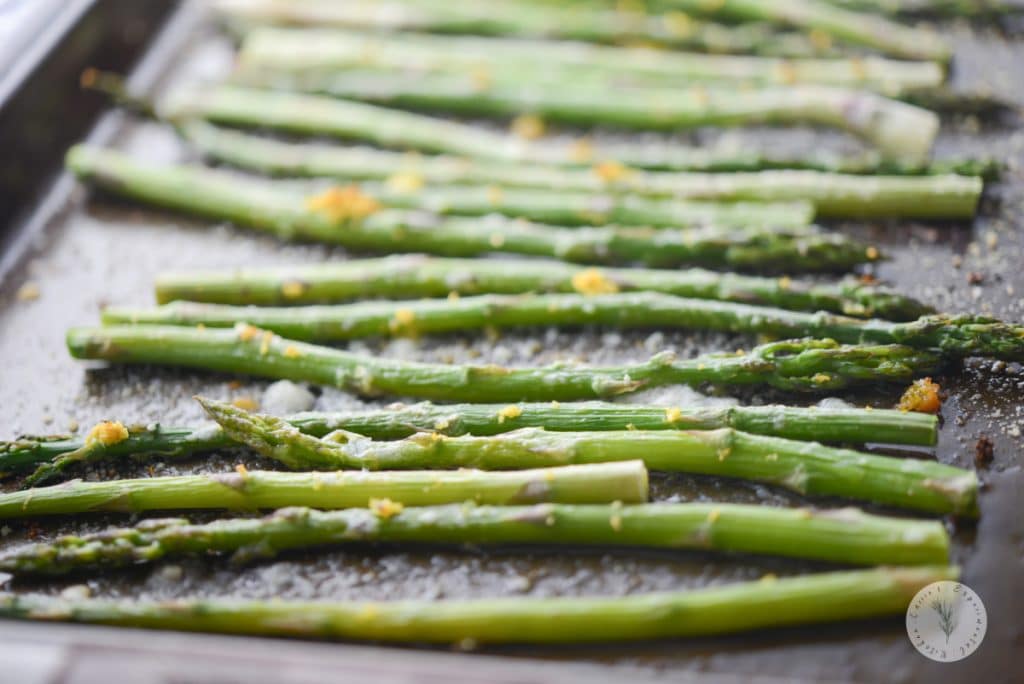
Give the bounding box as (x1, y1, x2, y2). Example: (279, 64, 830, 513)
(0, 4, 1021, 682)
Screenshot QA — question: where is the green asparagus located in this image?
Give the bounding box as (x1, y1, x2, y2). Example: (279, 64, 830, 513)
(68, 146, 813, 230)
(84, 69, 997, 176)
(153, 255, 929, 320)
(0, 566, 961, 643)
(0, 462, 647, 518)
(67, 148, 871, 271)
(0, 502, 950, 576)
(199, 399, 976, 516)
(157, 83, 983, 174)
(181, 121, 982, 219)
(66, 326, 947, 400)
(653, 0, 952, 61)
(104, 293, 1024, 362)
(829, 0, 1021, 19)
(216, 0, 836, 57)
(4, 402, 938, 486)
(237, 27, 944, 93)
(230, 73, 939, 162)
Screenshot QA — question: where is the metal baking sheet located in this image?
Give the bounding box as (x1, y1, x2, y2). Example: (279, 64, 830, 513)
(0, 2, 1022, 681)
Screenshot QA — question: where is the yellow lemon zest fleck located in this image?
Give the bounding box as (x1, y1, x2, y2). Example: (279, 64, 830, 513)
(510, 113, 545, 140)
(281, 280, 307, 299)
(609, 514, 623, 532)
(778, 275, 792, 290)
(306, 186, 380, 222)
(897, 377, 942, 414)
(550, 400, 561, 408)
(283, 345, 303, 359)
(236, 323, 260, 342)
(368, 498, 405, 519)
(497, 405, 523, 424)
(259, 331, 274, 356)
(707, 508, 721, 523)
(665, 407, 683, 424)
(85, 421, 129, 447)
(235, 463, 249, 479)
(394, 308, 416, 327)
(812, 373, 832, 384)
(386, 171, 424, 194)
(447, 291, 461, 302)
(434, 417, 451, 431)
(488, 233, 506, 248)
(571, 268, 620, 295)
(593, 160, 632, 183)
(866, 245, 880, 260)
(231, 397, 259, 412)
(717, 447, 731, 461)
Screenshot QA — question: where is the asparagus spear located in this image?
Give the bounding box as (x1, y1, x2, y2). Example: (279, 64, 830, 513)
(216, 0, 835, 57)
(0, 502, 950, 576)
(0, 462, 647, 518)
(156, 83, 984, 174)
(3, 403, 939, 486)
(67, 146, 813, 230)
(154, 256, 929, 320)
(181, 122, 982, 220)
(237, 27, 944, 93)
(0, 566, 960, 643)
(653, 0, 952, 61)
(66, 325, 947, 400)
(830, 0, 1022, 19)
(104, 293, 1024, 362)
(68, 148, 868, 271)
(200, 400, 976, 516)
(230, 73, 939, 163)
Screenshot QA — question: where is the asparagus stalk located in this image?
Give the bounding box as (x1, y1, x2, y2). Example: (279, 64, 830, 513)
(0, 566, 961, 643)
(229, 73, 939, 163)
(654, 0, 952, 61)
(181, 122, 982, 220)
(67, 148, 865, 271)
(66, 325, 947, 400)
(156, 84, 984, 174)
(829, 0, 1022, 19)
(0, 502, 950, 576)
(153, 255, 930, 320)
(216, 0, 835, 57)
(104, 293, 1024, 362)
(200, 400, 976, 516)
(0, 462, 647, 518)
(237, 27, 944, 93)
(3, 403, 939, 486)
(68, 146, 813, 230)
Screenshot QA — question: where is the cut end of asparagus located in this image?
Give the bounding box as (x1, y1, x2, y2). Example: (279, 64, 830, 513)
(851, 94, 940, 164)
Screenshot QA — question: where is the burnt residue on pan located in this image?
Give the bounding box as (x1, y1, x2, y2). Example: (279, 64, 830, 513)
(0, 6, 1022, 682)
